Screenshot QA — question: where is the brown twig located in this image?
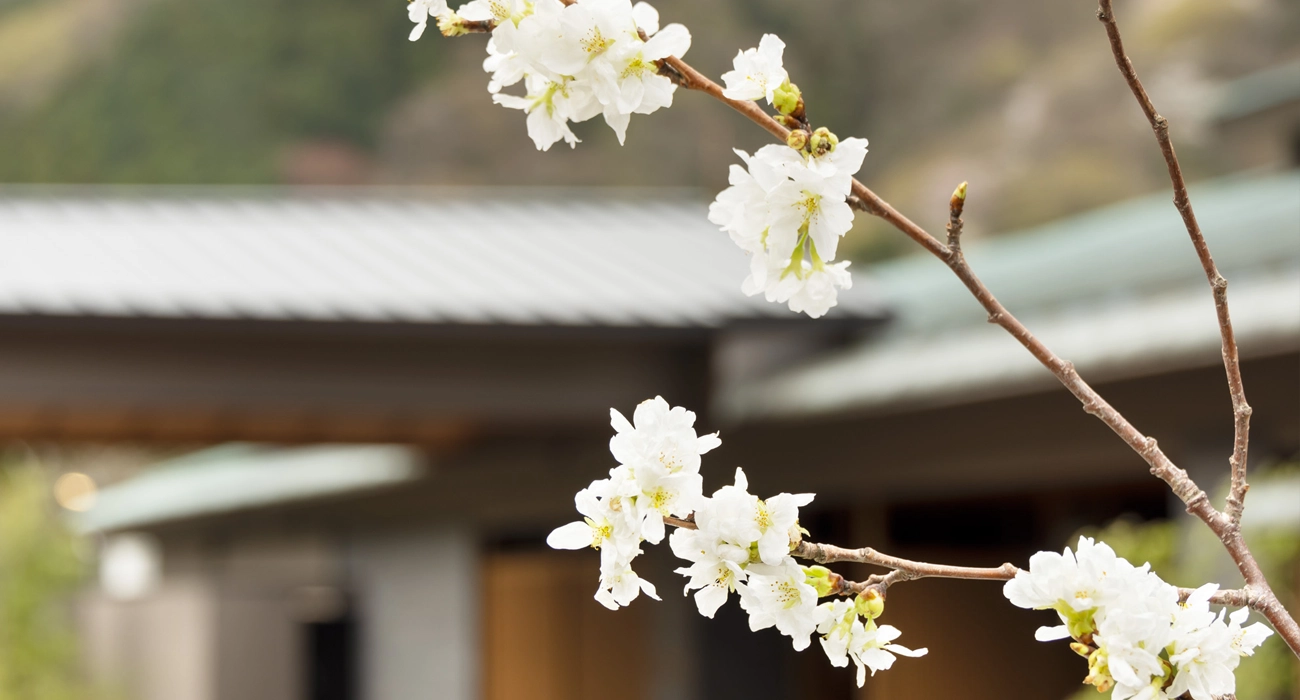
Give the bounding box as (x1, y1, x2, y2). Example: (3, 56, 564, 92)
(1096, 0, 1252, 526)
(794, 538, 1262, 610)
(794, 540, 1019, 581)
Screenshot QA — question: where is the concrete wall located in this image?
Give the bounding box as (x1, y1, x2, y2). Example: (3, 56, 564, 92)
(80, 579, 218, 700)
(348, 526, 478, 700)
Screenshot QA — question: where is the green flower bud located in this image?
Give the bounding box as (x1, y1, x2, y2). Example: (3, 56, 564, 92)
(951, 181, 967, 204)
(855, 588, 885, 620)
(786, 130, 809, 151)
(1058, 605, 1097, 640)
(1084, 649, 1114, 693)
(810, 127, 839, 156)
(803, 566, 835, 597)
(772, 81, 803, 117)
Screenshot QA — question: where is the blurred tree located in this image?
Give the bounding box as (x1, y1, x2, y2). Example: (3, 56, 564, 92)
(0, 0, 442, 183)
(0, 464, 96, 700)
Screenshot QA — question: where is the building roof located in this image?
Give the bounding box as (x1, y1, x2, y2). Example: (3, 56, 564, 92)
(0, 188, 883, 328)
(1211, 59, 1300, 123)
(721, 171, 1300, 421)
(76, 443, 423, 532)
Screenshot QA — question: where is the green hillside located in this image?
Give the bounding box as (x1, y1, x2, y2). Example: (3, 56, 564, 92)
(0, 0, 441, 183)
(0, 0, 1296, 254)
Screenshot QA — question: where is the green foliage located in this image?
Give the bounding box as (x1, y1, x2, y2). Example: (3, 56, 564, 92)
(0, 0, 442, 183)
(0, 465, 95, 700)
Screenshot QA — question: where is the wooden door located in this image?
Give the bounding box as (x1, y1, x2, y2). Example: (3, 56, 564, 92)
(482, 551, 647, 700)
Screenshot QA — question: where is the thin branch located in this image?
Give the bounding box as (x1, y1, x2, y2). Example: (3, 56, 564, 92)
(1096, 0, 1252, 525)
(1094, 0, 1292, 654)
(794, 539, 1263, 610)
(794, 540, 1019, 582)
(665, 520, 1263, 610)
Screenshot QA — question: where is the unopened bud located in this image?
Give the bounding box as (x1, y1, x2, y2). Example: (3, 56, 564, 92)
(949, 181, 967, 217)
(803, 566, 836, 597)
(855, 588, 885, 619)
(1069, 642, 1092, 658)
(1083, 674, 1114, 693)
(786, 130, 809, 151)
(772, 81, 803, 117)
(810, 127, 838, 156)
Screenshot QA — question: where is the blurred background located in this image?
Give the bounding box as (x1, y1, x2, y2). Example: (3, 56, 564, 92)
(0, 0, 1297, 697)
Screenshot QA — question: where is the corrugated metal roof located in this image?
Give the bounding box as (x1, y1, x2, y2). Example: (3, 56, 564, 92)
(723, 171, 1300, 421)
(0, 189, 884, 327)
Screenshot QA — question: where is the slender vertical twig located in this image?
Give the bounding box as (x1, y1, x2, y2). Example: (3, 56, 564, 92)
(1096, 0, 1253, 525)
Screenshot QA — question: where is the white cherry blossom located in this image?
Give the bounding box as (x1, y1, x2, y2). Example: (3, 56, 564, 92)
(738, 560, 823, 650)
(407, 0, 450, 41)
(721, 34, 788, 104)
(542, 0, 639, 77)
(1094, 608, 1173, 700)
(1008, 537, 1271, 699)
(753, 490, 814, 565)
(709, 139, 868, 317)
(621, 466, 702, 544)
(595, 560, 661, 610)
(609, 396, 720, 477)
(764, 160, 856, 264)
(596, 22, 690, 143)
(816, 599, 927, 686)
(669, 527, 749, 617)
(546, 476, 641, 570)
(817, 599, 860, 668)
(456, 0, 531, 24)
(493, 74, 600, 150)
(849, 623, 928, 684)
(1225, 606, 1273, 656)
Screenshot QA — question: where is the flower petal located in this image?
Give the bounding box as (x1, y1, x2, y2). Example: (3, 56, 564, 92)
(547, 521, 593, 550)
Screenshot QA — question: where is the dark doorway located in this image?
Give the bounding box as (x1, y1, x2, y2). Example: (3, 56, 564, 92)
(304, 617, 356, 700)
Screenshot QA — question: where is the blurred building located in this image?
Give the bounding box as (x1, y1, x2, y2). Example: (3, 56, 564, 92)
(1212, 59, 1300, 172)
(3, 170, 1296, 700)
(2, 186, 1298, 697)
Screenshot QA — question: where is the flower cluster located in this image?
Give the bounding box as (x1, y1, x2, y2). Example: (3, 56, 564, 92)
(410, 0, 690, 150)
(818, 597, 928, 685)
(708, 35, 868, 318)
(708, 138, 866, 318)
(550, 397, 926, 686)
(1004, 536, 1272, 700)
(547, 396, 718, 608)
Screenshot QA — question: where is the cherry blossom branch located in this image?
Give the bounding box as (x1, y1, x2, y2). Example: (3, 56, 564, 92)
(664, 517, 1261, 609)
(645, 34, 1300, 660)
(1095, 0, 1252, 525)
(437, 2, 1298, 656)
